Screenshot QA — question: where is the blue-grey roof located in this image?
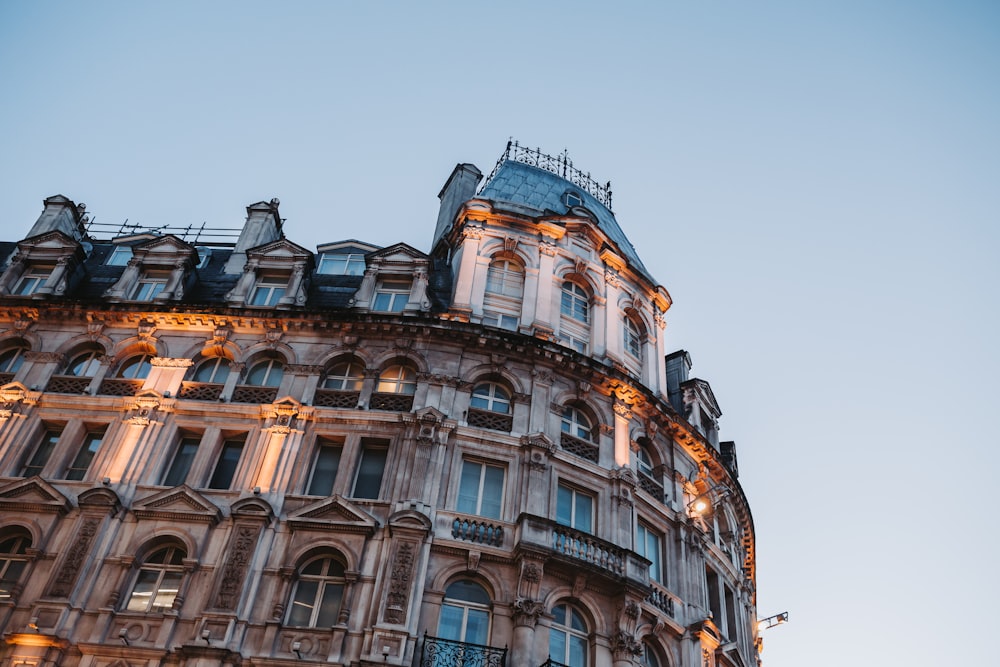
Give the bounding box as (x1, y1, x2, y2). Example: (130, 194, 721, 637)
(477, 160, 654, 283)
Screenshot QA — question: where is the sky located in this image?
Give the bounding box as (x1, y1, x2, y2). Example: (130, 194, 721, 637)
(2, 2, 999, 665)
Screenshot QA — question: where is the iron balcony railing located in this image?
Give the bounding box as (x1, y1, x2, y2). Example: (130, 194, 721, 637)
(419, 633, 507, 667)
(97, 378, 143, 397)
(537, 660, 571, 667)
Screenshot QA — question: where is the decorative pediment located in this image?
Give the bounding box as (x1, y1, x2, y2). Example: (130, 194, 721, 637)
(131, 234, 198, 263)
(287, 495, 378, 535)
(133, 485, 222, 524)
(78, 487, 122, 514)
(247, 238, 313, 262)
(0, 477, 72, 514)
(387, 508, 432, 534)
(316, 239, 380, 254)
(231, 496, 275, 520)
(367, 242, 428, 265)
(17, 229, 81, 252)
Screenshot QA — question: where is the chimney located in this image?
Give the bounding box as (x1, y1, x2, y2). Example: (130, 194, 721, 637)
(224, 198, 283, 274)
(25, 195, 88, 241)
(433, 163, 482, 247)
(665, 350, 692, 415)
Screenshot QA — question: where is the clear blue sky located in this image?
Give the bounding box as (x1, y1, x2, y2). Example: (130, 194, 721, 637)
(2, 2, 998, 665)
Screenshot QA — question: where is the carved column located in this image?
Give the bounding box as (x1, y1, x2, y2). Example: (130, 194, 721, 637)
(452, 225, 485, 312)
(603, 270, 623, 360)
(613, 400, 633, 467)
(532, 240, 558, 331)
(511, 558, 546, 667)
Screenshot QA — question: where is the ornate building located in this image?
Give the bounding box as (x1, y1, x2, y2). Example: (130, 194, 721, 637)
(0, 142, 759, 667)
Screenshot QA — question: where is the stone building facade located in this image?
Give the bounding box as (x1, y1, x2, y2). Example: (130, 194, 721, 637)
(0, 142, 760, 667)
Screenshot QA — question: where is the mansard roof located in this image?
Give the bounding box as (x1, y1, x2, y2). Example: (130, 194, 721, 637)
(478, 159, 654, 282)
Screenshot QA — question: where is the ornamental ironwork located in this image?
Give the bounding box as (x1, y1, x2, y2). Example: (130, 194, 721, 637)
(480, 140, 613, 212)
(420, 633, 507, 667)
(370, 392, 413, 412)
(45, 375, 92, 394)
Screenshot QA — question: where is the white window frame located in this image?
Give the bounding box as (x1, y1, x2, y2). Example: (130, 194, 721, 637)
(372, 278, 411, 312)
(456, 460, 505, 519)
(106, 246, 133, 266)
(637, 521, 664, 583)
(250, 275, 287, 307)
(13, 267, 50, 296)
(556, 484, 594, 533)
(132, 271, 169, 301)
(317, 253, 366, 276)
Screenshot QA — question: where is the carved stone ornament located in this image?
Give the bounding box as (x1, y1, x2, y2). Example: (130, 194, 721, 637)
(87, 319, 106, 340)
(613, 400, 633, 420)
(610, 630, 642, 659)
(605, 270, 622, 288)
(24, 351, 64, 363)
(0, 384, 40, 420)
(383, 542, 415, 624)
(538, 240, 558, 257)
(137, 319, 157, 339)
(212, 325, 232, 345)
(151, 357, 194, 368)
(512, 598, 546, 628)
(48, 517, 100, 597)
(574, 259, 588, 275)
(265, 326, 283, 345)
(504, 236, 519, 253)
(655, 312, 667, 329)
(12, 317, 33, 334)
(215, 523, 261, 610)
(462, 225, 485, 240)
(266, 401, 301, 435)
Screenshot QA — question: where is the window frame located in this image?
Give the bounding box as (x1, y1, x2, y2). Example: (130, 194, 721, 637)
(624, 315, 643, 358)
(485, 258, 524, 299)
(66, 349, 104, 377)
(249, 274, 288, 307)
(245, 357, 285, 388)
(123, 544, 187, 613)
(63, 429, 106, 481)
(317, 252, 366, 276)
(560, 281, 590, 324)
(22, 428, 62, 477)
(13, 267, 51, 296)
(375, 364, 416, 395)
(0, 344, 27, 374)
(162, 436, 201, 487)
(556, 483, 594, 533)
(306, 438, 343, 496)
(286, 554, 346, 628)
(0, 529, 32, 601)
(351, 440, 388, 499)
(192, 356, 232, 384)
(322, 360, 365, 391)
(116, 353, 154, 380)
(549, 602, 589, 667)
(207, 436, 246, 490)
(470, 382, 511, 415)
(561, 405, 595, 442)
(636, 521, 664, 584)
(438, 579, 492, 645)
(106, 245, 133, 266)
(132, 271, 170, 301)
(456, 459, 505, 520)
(372, 278, 411, 312)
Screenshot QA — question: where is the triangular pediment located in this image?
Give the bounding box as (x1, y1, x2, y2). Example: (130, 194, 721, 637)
(132, 234, 197, 258)
(316, 239, 381, 254)
(133, 485, 222, 524)
(0, 477, 72, 515)
(248, 238, 312, 261)
(17, 230, 81, 252)
(368, 242, 428, 263)
(287, 495, 377, 534)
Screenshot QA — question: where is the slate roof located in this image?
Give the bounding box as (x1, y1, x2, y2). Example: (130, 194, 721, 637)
(477, 159, 654, 283)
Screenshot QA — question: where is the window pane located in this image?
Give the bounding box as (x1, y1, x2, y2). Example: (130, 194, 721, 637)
(316, 583, 344, 627)
(209, 439, 244, 489)
(480, 465, 504, 519)
(574, 494, 593, 532)
(556, 486, 573, 527)
(288, 579, 318, 626)
(194, 357, 230, 383)
(438, 604, 465, 641)
(118, 355, 152, 379)
(152, 570, 182, 611)
(569, 634, 587, 665)
(457, 461, 482, 515)
(307, 444, 342, 495)
(163, 438, 199, 486)
(126, 569, 159, 611)
(64, 432, 103, 481)
(352, 446, 387, 499)
(550, 630, 567, 664)
(23, 430, 60, 476)
(465, 607, 490, 644)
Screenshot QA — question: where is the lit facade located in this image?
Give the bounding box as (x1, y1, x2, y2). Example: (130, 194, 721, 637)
(0, 142, 760, 667)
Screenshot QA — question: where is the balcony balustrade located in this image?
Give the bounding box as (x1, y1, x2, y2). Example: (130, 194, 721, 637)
(559, 433, 598, 463)
(369, 392, 413, 412)
(419, 634, 507, 667)
(452, 517, 504, 547)
(178, 381, 224, 401)
(551, 524, 625, 577)
(45, 375, 92, 394)
(97, 378, 143, 396)
(467, 407, 513, 432)
(313, 388, 360, 409)
(638, 471, 664, 499)
(231, 385, 278, 404)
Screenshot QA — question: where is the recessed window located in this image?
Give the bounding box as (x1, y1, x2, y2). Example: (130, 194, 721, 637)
(306, 439, 343, 496)
(117, 354, 154, 380)
(162, 436, 200, 487)
(624, 316, 642, 358)
(208, 437, 246, 489)
(66, 350, 103, 377)
(106, 246, 133, 266)
(0, 529, 32, 601)
(13, 268, 50, 296)
(0, 344, 27, 374)
(565, 192, 583, 208)
(485, 259, 524, 299)
(456, 460, 504, 520)
(245, 358, 284, 387)
(22, 428, 62, 477)
(376, 364, 416, 395)
(194, 247, 212, 269)
(549, 603, 588, 667)
(351, 441, 388, 499)
(250, 275, 287, 307)
(323, 361, 364, 391)
(556, 484, 594, 533)
(372, 278, 410, 312)
(64, 430, 105, 481)
(561, 281, 590, 323)
(470, 382, 511, 415)
(438, 580, 491, 644)
(561, 406, 594, 441)
(125, 545, 186, 613)
(637, 522, 664, 583)
(482, 311, 518, 331)
(192, 357, 231, 384)
(317, 253, 366, 276)
(133, 271, 169, 301)
(286, 555, 346, 628)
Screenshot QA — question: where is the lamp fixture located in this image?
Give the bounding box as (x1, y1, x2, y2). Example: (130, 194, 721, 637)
(119, 627, 129, 646)
(757, 611, 789, 631)
(201, 628, 211, 644)
(292, 640, 303, 659)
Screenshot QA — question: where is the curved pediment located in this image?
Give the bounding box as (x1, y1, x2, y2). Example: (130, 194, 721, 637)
(77, 486, 122, 513)
(231, 496, 275, 520)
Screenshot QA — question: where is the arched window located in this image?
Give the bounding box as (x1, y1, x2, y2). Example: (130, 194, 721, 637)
(561, 406, 594, 441)
(125, 544, 186, 613)
(549, 603, 588, 667)
(635, 445, 655, 478)
(438, 580, 491, 645)
(287, 555, 346, 628)
(640, 643, 662, 667)
(485, 259, 524, 299)
(117, 354, 154, 380)
(0, 529, 31, 601)
(560, 281, 591, 353)
(0, 343, 27, 374)
(470, 382, 511, 414)
(624, 315, 643, 359)
(193, 356, 231, 384)
(323, 360, 365, 391)
(376, 364, 416, 395)
(66, 349, 104, 377)
(245, 357, 285, 387)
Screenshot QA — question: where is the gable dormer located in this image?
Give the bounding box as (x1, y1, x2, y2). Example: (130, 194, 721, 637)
(103, 235, 199, 303)
(0, 230, 87, 299)
(352, 242, 430, 313)
(224, 238, 314, 308)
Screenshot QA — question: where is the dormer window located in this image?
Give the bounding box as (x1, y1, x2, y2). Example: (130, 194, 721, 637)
(133, 271, 170, 301)
(250, 274, 287, 307)
(565, 192, 583, 208)
(318, 253, 366, 276)
(195, 247, 212, 269)
(373, 278, 410, 312)
(106, 246, 133, 266)
(13, 267, 51, 296)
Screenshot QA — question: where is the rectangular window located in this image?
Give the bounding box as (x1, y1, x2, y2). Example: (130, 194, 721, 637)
(306, 439, 343, 496)
(317, 253, 366, 276)
(250, 276, 287, 306)
(372, 279, 410, 312)
(107, 246, 133, 266)
(482, 311, 518, 331)
(637, 522, 663, 583)
(456, 460, 505, 519)
(22, 428, 62, 477)
(208, 437, 246, 489)
(351, 440, 388, 499)
(14, 268, 50, 296)
(133, 272, 169, 301)
(556, 484, 593, 533)
(64, 430, 105, 481)
(162, 436, 200, 486)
